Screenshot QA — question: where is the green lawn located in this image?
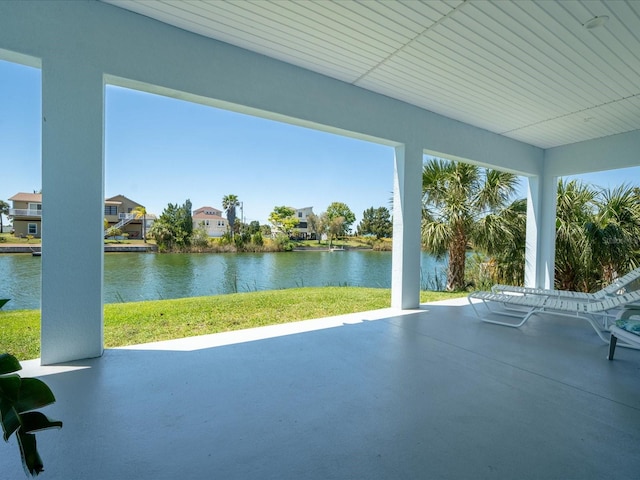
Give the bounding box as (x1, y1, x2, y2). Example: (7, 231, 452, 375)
(0, 287, 466, 361)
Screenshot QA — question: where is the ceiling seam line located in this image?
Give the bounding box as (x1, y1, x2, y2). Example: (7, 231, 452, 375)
(351, 0, 469, 85)
(500, 92, 640, 134)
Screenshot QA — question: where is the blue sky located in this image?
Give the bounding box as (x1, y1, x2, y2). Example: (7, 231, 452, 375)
(1, 58, 638, 228)
(1, 59, 395, 226)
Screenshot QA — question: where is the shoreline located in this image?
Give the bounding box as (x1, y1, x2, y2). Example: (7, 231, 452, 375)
(0, 244, 158, 254)
(0, 243, 382, 254)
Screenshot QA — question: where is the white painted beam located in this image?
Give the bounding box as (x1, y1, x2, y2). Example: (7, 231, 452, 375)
(545, 130, 640, 177)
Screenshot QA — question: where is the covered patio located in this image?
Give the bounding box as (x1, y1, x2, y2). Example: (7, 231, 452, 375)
(1, 1, 639, 477)
(1, 0, 639, 364)
(6, 298, 640, 478)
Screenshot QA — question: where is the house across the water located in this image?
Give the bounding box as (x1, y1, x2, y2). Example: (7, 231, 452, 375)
(8, 192, 154, 239)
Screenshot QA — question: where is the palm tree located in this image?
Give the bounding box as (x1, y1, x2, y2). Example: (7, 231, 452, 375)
(222, 194, 240, 237)
(554, 180, 598, 292)
(131, 205, 148, 243)
(0, 200, 9, 234)
(587, 183, 640, 285)
(474, 197, 527, 286)
(421, 158, 521, 291)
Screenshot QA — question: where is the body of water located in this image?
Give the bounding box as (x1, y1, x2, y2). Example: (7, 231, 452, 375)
(0, 250, 448, 310)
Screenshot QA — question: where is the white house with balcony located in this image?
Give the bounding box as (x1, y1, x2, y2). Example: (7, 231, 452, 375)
(292, 206, 314, 239)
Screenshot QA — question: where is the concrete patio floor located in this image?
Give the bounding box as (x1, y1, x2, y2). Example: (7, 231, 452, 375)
(3, 298, 639, 479)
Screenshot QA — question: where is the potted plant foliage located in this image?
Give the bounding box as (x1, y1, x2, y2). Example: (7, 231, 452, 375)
(0, 353, 62, 476)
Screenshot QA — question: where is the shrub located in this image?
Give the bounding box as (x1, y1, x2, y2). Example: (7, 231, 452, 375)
(106, 227, 122, 239)
(191, 227, 210, 248)
(274, 234, 294, 252)
(251, 231, 263, 246)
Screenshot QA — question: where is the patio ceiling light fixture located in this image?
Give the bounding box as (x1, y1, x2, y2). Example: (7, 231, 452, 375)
(583, 15, 609, 30)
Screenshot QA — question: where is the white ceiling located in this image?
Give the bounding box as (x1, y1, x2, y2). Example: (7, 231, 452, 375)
(104, 0, 640, 150)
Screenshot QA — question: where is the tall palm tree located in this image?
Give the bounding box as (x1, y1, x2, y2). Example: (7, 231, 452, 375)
(554, 180, 598, 292)
(474, 197, 527, 286)
(421, 159, 521, 291)
(131, 206, 148, 243)
(222, 194, 240, 237)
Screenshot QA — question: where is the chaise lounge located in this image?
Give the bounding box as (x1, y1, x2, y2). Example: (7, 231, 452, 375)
(490, 266, 640, 301)
(468, 289, 640, 343)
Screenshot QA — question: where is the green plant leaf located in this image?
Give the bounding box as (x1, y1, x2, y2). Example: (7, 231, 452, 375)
(1, 400, 20, 441)
(15, 378, 56, 413)
(20, 411, 63, 434)
(0, 374, 21, 402)
(17, 430, 44, 476)
(0, 353, 21, 375)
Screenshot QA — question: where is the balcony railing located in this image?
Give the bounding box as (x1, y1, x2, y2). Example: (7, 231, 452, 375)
(8, 208, 42, 217)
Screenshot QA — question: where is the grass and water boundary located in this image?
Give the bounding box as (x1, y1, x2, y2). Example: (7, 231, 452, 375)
(0, 287, 466, 361)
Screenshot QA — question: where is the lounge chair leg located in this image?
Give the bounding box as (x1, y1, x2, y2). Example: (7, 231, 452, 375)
(608, 333, 618, 360)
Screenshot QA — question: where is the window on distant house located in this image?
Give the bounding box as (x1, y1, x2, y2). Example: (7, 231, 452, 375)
(298, 212, 302, 217)
(28, 203, 42, 214)
(104, 206, 117, 215)
(205, 220, 210, 226)
(28, 223, 37, 235)
(218, 220, 224, 227)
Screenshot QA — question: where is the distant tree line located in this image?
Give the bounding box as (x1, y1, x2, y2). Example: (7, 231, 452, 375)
(144, 193, 395, 253)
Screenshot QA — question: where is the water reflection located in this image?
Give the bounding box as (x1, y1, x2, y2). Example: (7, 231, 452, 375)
(0, 251, 447, 310)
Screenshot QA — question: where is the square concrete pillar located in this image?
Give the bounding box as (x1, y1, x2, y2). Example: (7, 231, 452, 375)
(41, 58, 104, 364)
(391, 144, 423, 309)
(525, 174, 557, 289)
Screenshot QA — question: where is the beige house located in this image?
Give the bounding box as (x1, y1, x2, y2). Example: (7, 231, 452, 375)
(192, 206, 227, 237)
(104, 194, 151, 239)
(8, 192, 42, 238)
(8, 192, 151, 239)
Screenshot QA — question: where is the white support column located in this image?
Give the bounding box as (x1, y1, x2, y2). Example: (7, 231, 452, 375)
(41, 58, 104, 364)
(391, 143, 423, 309)
(524, 174, 557, 289)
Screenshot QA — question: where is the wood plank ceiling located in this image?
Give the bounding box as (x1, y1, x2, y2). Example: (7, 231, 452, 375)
(104, 0, 640, 149)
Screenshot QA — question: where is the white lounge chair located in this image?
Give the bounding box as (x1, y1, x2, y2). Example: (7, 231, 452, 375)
(491, 266, 640, 301)
(608, 316, 640, 360)
(468, 289, 640, 343)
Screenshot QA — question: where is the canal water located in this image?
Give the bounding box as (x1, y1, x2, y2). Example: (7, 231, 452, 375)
(0, 250, 448, 310)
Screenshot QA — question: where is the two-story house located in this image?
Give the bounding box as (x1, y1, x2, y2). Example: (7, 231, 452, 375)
(192, 206, 228, 237)
(293, 206, 314, 240)
(8, 192, 152, 239)
(104, 194, 153, 239)
(8, 192, 42, 238)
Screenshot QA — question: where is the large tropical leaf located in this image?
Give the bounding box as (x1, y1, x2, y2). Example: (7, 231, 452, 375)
(0, 353, 62, 476)
(0, 353, 21, 375)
